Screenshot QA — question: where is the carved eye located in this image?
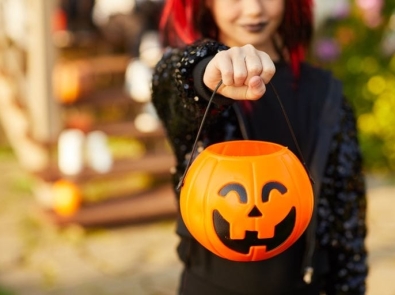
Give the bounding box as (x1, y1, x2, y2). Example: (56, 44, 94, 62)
(219, 183, 247, 203)
(261, 181, 287, 202)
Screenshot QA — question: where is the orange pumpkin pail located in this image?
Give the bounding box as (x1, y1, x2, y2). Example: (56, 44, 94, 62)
(180, 140, 314, 261)
(177, 80, 314, 262)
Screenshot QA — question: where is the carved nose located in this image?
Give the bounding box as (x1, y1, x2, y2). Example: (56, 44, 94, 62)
(248, 206, 262, 217)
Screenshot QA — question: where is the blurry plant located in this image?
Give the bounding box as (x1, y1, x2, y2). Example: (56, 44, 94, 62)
(0, 286, 15, 295)
(9, 173, 35, 195)
(356, 0, 384, 28)
(312, 0, 395, 174)
(0, 145, 14, 160)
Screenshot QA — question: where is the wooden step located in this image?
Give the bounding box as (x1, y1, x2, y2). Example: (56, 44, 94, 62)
(53, 55, 132, 104)
(93, 121, 166, 138)
(34, 152, 175, 183)
(42, 183, 177, 227)
(60, 87, 133, 107)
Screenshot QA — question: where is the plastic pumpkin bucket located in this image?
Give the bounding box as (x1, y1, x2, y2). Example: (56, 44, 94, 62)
(180, 140, 313, 261)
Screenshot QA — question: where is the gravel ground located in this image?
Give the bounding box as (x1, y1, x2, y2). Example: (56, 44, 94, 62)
(0, 156, 394, 295)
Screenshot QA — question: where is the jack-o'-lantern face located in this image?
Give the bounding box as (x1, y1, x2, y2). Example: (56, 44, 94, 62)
(180, 140, 313, 261)
(213, 181, 295, 255)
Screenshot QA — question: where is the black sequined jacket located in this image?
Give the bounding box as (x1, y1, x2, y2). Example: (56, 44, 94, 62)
(151, 39, 368, 295)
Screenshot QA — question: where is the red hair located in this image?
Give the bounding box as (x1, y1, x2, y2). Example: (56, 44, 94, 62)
(279, 0, 314, 76)
(159, 0, 314, 76)
(159, 0, 200, 46)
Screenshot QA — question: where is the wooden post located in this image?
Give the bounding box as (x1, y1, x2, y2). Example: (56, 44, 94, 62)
(26, 0, 61, 143)
(0, 75, 49, 171)
(0, 0, 60, 172)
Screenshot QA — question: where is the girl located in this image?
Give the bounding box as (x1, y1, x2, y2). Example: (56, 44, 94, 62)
(151, 0, 368, 294)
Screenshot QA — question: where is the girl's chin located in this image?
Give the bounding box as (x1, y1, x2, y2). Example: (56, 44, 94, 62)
(220, 32, 272, 50)
(234, 34, 271, 47)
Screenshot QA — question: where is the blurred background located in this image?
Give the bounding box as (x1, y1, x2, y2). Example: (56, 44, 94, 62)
(0, 0, 394, 294)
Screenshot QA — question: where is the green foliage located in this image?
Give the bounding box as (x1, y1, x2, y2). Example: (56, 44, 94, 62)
(312, 1, 395, 173)
(0, 286, 15, 295)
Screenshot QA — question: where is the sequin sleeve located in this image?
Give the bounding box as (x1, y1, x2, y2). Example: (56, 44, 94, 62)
(151, 40, 228, 174)
(317, 98, 368, 294)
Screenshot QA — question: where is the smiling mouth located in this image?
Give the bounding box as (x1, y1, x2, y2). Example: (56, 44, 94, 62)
(213, 207, 296, 254)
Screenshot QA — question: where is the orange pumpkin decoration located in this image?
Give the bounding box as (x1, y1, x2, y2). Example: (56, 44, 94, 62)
(53, 61, 93, 104)
(52, 179, 82, 216)
(180, 140, 313, 261)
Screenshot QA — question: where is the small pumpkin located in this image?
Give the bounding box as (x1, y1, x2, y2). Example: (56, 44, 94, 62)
(53, 61, 92, 104)
(180, 140, 313, 261)
(52, 179, 81, 216)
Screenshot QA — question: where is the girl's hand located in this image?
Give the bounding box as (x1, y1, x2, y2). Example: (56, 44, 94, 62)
(203, 44, 276, 100)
